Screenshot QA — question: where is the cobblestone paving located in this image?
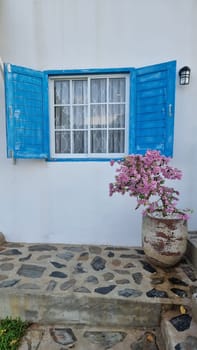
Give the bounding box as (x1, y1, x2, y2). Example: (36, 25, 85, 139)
(0, 241, 196, 349)
(0, 242, 196, 303)
(19, 324, 164, 349)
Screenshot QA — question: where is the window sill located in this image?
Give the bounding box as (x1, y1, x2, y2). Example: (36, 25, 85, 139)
(46, 157, 124, 162)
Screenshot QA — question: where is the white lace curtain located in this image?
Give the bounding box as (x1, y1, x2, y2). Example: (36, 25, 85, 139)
(54, 77, 126, 154)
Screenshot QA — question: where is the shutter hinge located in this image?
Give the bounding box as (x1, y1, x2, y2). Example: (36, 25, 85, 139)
(7, 63, 11, 73)
(9, 106, 13, 118)
(168, 104, 173, 117)
(0, 57, 4, 75)
(9, 150, 16, 165)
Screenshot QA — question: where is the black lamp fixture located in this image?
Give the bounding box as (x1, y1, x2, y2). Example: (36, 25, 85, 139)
(179, 66, 191, 85)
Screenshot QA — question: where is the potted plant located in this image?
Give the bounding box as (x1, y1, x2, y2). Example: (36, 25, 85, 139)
(109, 150, 190, 267)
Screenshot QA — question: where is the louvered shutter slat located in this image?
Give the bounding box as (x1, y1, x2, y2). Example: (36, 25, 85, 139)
(4, 63, 49, 159)
(130, 61, 176, 156)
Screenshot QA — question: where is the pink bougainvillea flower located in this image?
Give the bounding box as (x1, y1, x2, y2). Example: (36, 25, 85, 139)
(109, 150, 190, 219)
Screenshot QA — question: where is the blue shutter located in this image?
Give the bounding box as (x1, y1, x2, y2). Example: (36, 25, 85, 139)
(129, 61, 176, 156)
(4, 63, 49, 159)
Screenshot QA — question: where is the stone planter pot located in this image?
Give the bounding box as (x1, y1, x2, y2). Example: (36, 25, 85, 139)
(0, 232, 5, 245)
(142, 214, 188, 267)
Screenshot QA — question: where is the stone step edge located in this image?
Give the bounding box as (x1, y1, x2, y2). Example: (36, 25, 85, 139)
(0, 290, 164, 328)
(0, 288, 192, 302)
(160, 307, 197, 350)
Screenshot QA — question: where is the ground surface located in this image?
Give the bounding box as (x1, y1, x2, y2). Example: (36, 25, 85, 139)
(19, 324, 164, 349)
(0, 241, 196, 349)
(0, 242, 196, 305)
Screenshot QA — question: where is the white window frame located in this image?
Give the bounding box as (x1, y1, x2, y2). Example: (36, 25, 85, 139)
(49, 74, 130, 159)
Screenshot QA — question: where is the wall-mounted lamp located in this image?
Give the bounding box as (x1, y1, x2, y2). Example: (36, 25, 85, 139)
(179, 66, 191, 85)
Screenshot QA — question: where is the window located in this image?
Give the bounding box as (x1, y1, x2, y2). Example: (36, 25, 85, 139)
(49, 75, 129, 158)
(4, 61, 176, 160)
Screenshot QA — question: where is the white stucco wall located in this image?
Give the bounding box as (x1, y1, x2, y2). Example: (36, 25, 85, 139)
(0, 0, 196, 245)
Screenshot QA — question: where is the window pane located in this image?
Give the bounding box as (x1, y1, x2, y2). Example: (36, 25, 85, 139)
(73, 106, 88, 129)
(91, 130, 107, 153)
(109, 78, 125, 102)
(73, 131, 88, 153)
(72, 80, 87, 104)
(90, 104, 107, 128)
(52, 74, 128, 157)
(55, 131, 70, 153)
(109, 130, 125, 153)
(55, 107, 70, 129)
(54, 81, 70, 104)
(90, 79, 107, 103)
(108, 104, 125, 128)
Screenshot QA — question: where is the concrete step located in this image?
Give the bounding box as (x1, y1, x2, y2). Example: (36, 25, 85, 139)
(0, 241, 196, 329)
(1, 289, 163, 328)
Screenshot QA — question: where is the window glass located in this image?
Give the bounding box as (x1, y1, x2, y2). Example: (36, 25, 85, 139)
(90, 104, 107, 128)
(73, 106, 88, 129)
(55, 106, 70, 129)
(108, 104, 125, 128)
(73, 131, 88, 153)
(90, 79, 107, 103)
(72, 80, 87, 104)
(55, 131, 70, 153)
(91, 130, 107, 153)
(109, 130, 125, 153)
(109, 78, 125, 102)
(54, 81, 70, 104)
(51, 75, 128, 157)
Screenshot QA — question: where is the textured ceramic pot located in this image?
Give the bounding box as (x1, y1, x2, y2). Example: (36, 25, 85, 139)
(142, 214, 188, 267)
